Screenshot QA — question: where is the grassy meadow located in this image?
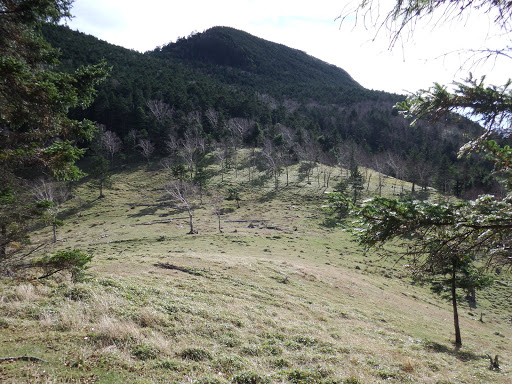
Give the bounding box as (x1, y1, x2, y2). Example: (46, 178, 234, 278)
(0, 155, 510, 383)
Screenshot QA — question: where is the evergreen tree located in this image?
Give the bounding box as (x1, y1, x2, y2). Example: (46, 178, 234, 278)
(347, 164, 365, 204)
(0, 0, 108, 273)
(89, 155, 112, 198)
(338, 0, 512, 348)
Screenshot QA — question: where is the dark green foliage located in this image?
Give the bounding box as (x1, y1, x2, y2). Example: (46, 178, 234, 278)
(35, 249, 93, 282)
(63, 286, 91, 301)
(131, 343, 158, 360)
(340, 0, 512, 348)
(422, 253, 493, 300)
(226, 187, 241, 208)
(89, 155, 112, 198)
(333, 180, 348, 194)
(269, 358, 290, 368)
(171, 163, 188, 181)
(343, 379, 362, 384)
(0, 1, 108, 274)
(347, 166, 365, 204)
(152, 27, 361, 104)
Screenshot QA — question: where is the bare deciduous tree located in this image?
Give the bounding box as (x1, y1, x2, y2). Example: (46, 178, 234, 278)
(386, 152, 407, 194)
(205, 107, 220, 132)
(146, 99, 173, 126)
(209, 192, 224, 233)
(138, 138, 155, 164)
(180, 128, 206, 180)
(295, 140, 318, 184)
(165, 135, 179, 154)
(100, 130, 122, 166)
(277, 125, 296, 186)
(31, 178, 69, 243)
(262, 139, 281, 190)
(214, 143, 230, 182)
(164, 180, 198, 234)
(226, 118, 252, 179)
(371, 152, 388, 196)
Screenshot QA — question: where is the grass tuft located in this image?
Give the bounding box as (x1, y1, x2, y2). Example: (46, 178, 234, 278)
(179, 347, 212, 361)
(131, 342, 158, 360)
(230, 371, 270, 384)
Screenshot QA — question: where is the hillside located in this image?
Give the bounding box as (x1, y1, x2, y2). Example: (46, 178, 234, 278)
(41, 24, 495, 198)
(149, 26, 363, 104)
(0, 157, 510, 383)
(3, 4, 512, 383)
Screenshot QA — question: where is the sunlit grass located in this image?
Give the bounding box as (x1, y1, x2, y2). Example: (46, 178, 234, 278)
(0, 155, 510, 383)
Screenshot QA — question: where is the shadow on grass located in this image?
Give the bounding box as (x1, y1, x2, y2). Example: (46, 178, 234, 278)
(250, 173, 271, 187)
(154, 263, 209, 277)
(256, 189, 278, 203)
(321, 216, 344, 229)
(58, 198, 98, 221)
(127, 206, 159, 218)
(423, 340, 482, 362)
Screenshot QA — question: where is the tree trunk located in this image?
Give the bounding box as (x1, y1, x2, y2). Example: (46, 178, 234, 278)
(52, 223, 57, 243)
(466, 286, 476, 308)
(187, 208, 194, 234)
(234, 152, 238, 179)
(0, 224, 6, 259)
(452, 263, 462, 348)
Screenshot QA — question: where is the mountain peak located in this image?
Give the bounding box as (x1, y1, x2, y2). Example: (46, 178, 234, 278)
(149, 26, 361, 96)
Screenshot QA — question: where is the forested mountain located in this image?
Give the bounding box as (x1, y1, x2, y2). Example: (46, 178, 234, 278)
(150, 26, 363, 104)
(42, 24, 495, 197)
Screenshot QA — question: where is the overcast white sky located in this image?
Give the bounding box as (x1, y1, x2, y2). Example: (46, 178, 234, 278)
(65, 0, 510, 95)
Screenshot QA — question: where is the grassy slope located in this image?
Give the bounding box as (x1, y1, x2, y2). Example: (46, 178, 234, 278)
(0, 157, 510, 384)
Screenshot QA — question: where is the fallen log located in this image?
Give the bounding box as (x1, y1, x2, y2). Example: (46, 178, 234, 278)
(135, 217, 189, 225)
(0, 356, 48, 363)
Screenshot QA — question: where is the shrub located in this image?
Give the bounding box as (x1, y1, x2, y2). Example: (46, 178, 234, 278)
(230, 371, 270, 384)
(35, 249, 93, 282)
(269, 358, 290, 369)
(195, 377, 228, 384)
(213, 354, 247, 375)
(179, 347, 212, 361)
(292, 335, 317, 347)
(343, 379, 362, 384)
(240, 345, 262, 356)
(63, 286, 91, 301)
(154, 359, 181, 371)
(286, 367, 332, 383)
(131, 343, 158, 360)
